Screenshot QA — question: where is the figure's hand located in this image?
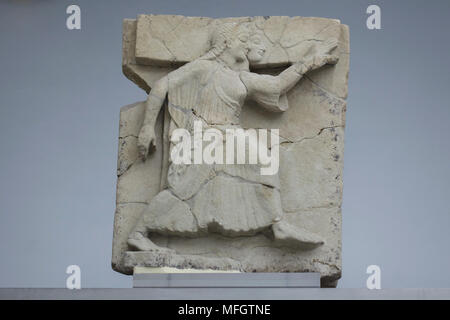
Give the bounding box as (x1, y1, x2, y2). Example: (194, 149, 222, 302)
(307, 38, 339, 68)
(299, 53, 339, 74)
(295, 38, 339, 74)
(313, 53, 339, 67)
(137, 124, 156, 160)
(314, 38, 339, 66)
(318, 38, 338, 56)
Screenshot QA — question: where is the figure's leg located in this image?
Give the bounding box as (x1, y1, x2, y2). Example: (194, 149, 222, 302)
(127, 190, 200, 251)
(127, 222, 165, 251)
(272, 219, 324, 249)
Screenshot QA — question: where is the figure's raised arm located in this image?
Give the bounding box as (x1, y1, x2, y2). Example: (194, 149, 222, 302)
(138, 76, 168, 160)
(241, 38, 339, 113)
(278, 38, 339, 94)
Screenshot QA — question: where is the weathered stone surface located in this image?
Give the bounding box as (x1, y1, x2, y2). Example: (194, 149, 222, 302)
(113, 15, 349, 287)
(123, 250, 242, 274)
(241, 76, 346, 142)
(135, 15, 249, 66)
(123, 19, 173, 93)
(279, 127, 344, 212)
(143, 190, 199, 236)
(115, 102, 165, 204)
(133, 266, 240, 273)
(112, 202, 147, 272)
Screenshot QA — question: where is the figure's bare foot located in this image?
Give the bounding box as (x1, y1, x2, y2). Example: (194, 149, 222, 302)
(272, 220, 324, 249)
(127, 231, 173, 252)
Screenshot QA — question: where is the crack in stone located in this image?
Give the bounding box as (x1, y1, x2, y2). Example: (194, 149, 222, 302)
(117, 162, 134, 178)
(281, 20, 333, 50)
(168, 169, 216, 202)
(282, 38, 324, 49)
(117, 135, 140, 177)
(216, 171, 278, 190)
(279, 19, 289, 44)
(117, 201, 148, 205)
(168, 17, 185, 34)
(283, 203, 341, 213)
(119, 134, 138, 140)
(276, 125, 343, 150)
(312, 259, 340, 271)
(147, 19, 178, 61)
(304, 75, 346, 102)
(313, 22, 334, 39)
(168, 166, 279, 203)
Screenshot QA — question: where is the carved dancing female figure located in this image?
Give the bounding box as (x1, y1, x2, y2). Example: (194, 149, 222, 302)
(127, 22, 339, 252)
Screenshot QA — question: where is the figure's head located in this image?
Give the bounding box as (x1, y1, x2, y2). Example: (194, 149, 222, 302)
(246, 30, 266, 63)
(209, 22, 250, 63)
(208, 21, 266, 67)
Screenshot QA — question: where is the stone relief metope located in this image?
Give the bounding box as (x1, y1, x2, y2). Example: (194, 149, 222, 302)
(112, 15, 349, 287)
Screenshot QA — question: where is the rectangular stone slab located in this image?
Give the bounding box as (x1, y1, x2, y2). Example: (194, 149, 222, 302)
(133, 273, 320, 288)
(114, 14, 350, 288)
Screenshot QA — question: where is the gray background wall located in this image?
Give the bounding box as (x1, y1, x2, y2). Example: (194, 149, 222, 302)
(0, 0, 449, 288)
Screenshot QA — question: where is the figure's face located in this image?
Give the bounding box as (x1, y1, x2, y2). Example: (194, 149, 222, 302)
(247, 34, 266, 63)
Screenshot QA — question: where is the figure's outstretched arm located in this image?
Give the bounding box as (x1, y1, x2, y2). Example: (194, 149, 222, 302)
(137, 76, 168, 160)
(279, 38, 339, 94)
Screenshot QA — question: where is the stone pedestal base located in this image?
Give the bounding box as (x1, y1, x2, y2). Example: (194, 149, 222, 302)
(133, 271, 321, 288)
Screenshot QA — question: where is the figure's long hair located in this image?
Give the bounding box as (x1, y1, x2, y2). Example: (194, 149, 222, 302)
(199, 22, 253, 61)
